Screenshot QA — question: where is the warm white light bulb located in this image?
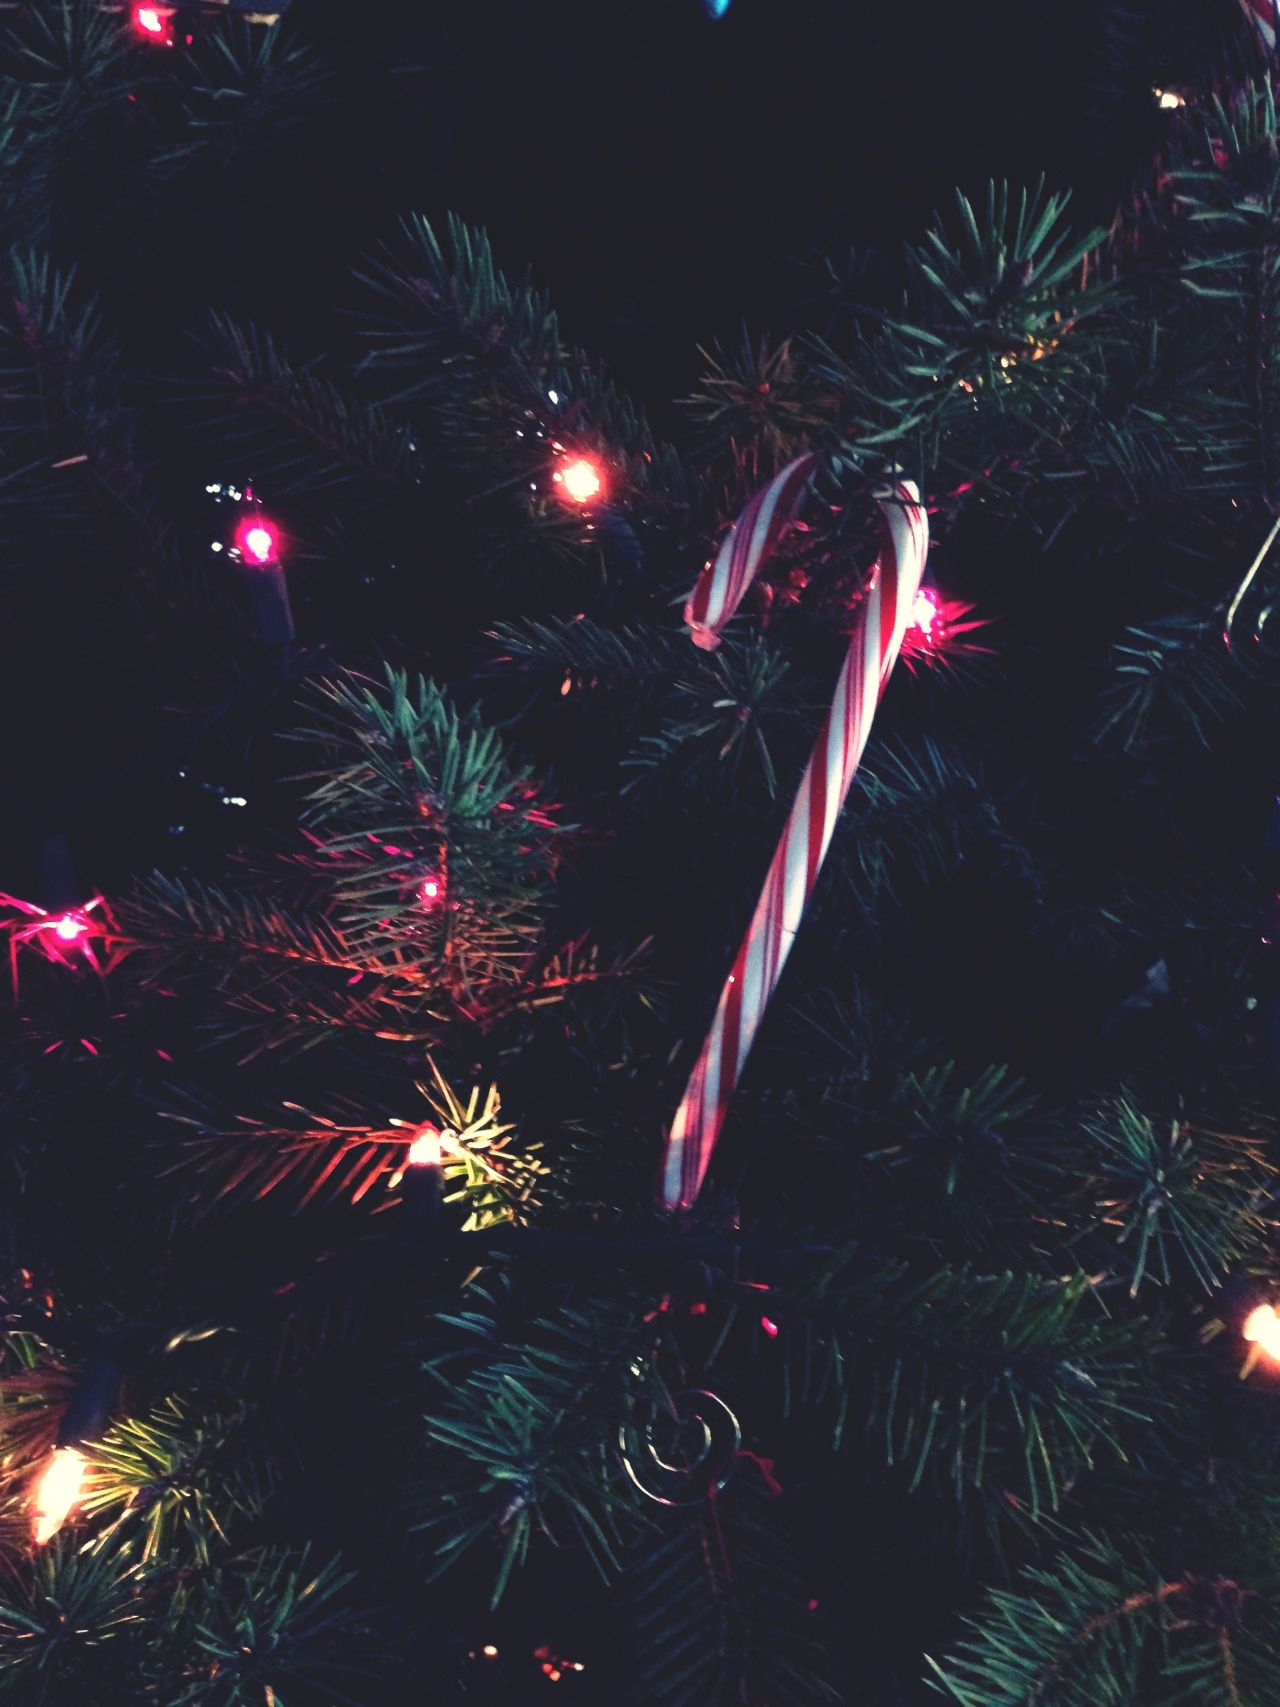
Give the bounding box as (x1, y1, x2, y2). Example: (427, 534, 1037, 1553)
(407, 1126, 445, 1168)
(32, 1447, 87, 1545)
(556, 457, 604, 504)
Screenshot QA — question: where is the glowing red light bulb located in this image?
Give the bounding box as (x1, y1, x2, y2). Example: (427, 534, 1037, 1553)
(553, 455, 605, 506)
(911, 588, 938, 637)
(53, 914, 87, 943)
(419, 876, 441, 905)
(236, 516, 280, 566)
(133, 5, 168, 36)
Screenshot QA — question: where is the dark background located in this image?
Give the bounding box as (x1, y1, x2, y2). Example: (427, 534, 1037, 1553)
(81, 0, 1232, 408)
(2, 0, 1235, 902)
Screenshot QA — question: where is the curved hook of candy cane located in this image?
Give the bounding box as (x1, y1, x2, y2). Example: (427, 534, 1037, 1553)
(683, 454, 819, 651)
(1240, 0, 1280, 54)
(1224, 512, 1280, 651)
(662, 464, 928, 1213)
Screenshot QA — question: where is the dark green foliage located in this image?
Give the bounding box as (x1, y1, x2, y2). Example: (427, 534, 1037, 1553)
(0, 1535, 148, 1702)
(790, 1255, 1153, 1516)
(413, 1285, 649, 1601)
(188, 313, 417, 498)
(80, 1394, 273, 1565)
(1075, 1100, 1275, 1295)
(168, 1548, 383, 1706)
(0, 3, 128, 244)
(927, 1535, 1280, 1707)
(294, 668, 561, 982)
(1095, 614, 1249, 755)
(625, 1495, 839, 1707)
(158, 22, 333, 177)
(2, 5, 1280, 1705)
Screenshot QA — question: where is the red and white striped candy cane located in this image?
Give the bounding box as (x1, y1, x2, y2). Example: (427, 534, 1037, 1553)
(662, 454, 929, 1212)
(1241, 0, 1279, 51)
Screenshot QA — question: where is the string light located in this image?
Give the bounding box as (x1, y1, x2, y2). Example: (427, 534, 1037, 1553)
(1242, 1302, 1280, 1374)
(234, 515, 280, 567)
(0, 893, 110, 998)
(132, 4, 174, 40)
(31, 1447, 87, 1545)
(552, 455, 605, 506)
(911, 588, 939, 638)
(407, 1124, 450, 1168)
(535, 1644, 587, 1682)
(217, 487, 292, 644)
(419, 875, 443, 907)
(1153, 87, 1186, 109)
(900, 586, 989, 669)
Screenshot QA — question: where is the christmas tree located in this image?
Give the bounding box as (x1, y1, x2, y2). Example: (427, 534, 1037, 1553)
(2, 1, 1280, 1701)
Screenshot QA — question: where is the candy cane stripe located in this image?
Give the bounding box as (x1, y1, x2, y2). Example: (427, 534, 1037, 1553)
(686, 455, 815, 645)
(1241, 0, 1278, 51)
(662, 458, 928, 1211)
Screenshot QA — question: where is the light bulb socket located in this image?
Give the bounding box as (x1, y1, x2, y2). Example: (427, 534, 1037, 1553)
(34, 833, 80, 914)
(238, 560, 295, 647)
(56, 1355, 120, 1450)
(403, 1161, 444, 1228)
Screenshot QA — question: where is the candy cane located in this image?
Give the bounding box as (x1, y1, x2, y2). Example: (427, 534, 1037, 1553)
(1241, 0, 1280, 51)
(662, 454, 929, 1212)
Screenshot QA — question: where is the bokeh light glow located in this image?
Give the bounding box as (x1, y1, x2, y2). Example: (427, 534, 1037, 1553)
(554, 456, 604, 505)
(236, 518, 279, 565)
(1244, 1303, 1280, 1363)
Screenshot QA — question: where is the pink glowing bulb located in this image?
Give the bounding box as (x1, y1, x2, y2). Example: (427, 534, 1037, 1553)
(236, 517, 279, 566)
(419, 877, 441, 904)
(911, 589, 938, 636)
(53, 915, 87, 943)
(134, 5, 166, 34)
(554, 456, 605, 505)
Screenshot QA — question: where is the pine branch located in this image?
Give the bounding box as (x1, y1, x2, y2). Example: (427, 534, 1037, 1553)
(157, 1065, 546, 1226)
(1074, 1099, 1276, 1296)
(187, 312, 418, 497)
(172, 1547, 386, 1706)
(81, 1395, 272, 1566)
(353, 209, 561, 434)
(412, 1284, 654, 1603)
(927, 1537, 1280, 1707)
(290, 667, 560, 991)
(1095, 613, 1249, 756)
(625, 1493, 838, 1706)
(156, 18, 333, 176)
(783, 1256, 1153, 1518)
